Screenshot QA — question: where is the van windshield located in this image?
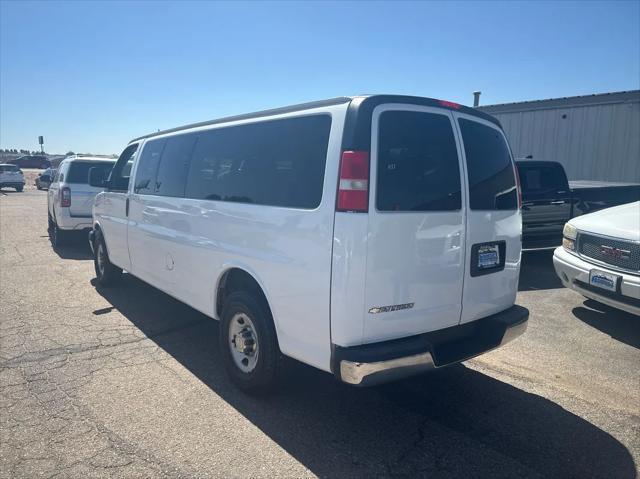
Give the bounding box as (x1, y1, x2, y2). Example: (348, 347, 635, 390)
(67, 162, 114, 184)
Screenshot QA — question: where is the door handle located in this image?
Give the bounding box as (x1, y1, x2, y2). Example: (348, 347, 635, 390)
(125, 197, 130, 217)
(550, 200, 566, 205)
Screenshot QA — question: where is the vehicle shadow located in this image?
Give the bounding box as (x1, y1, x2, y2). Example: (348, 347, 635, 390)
(519, 250, 563, 291)
(50, 231, 93, 260)
(92, 274, 636, 478)
(572, 300, 639, 349)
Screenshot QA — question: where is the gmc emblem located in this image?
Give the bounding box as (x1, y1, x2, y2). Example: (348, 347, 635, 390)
(600, 245, 630, 260)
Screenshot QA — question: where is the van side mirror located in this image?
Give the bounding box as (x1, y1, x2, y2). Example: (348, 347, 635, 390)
(88, 167, 107, 188)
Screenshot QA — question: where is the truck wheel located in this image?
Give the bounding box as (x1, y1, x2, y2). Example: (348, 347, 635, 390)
(16, 185, 23, 192)
(93, 230, 122, 287)
(50, 221, 69, 247)
(220, 291, 282, 394)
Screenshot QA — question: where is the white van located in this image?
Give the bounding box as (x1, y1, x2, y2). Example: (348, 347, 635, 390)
(48, 156, 117, 246)
(89, 95, 528, 393)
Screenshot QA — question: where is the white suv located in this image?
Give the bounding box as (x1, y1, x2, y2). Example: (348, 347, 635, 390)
(47, 156, 116, 246)
(89, 95, 528, 393)
(0, 164, 25, 192)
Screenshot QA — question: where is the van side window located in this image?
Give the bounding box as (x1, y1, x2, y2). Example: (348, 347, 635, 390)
(185, 115, 331, 208)
(109, 144, 139, 191)
(459, 119, 517, 210)
(134, 139, 165, 194)
(154, 134, 196, 197)
(377, 111, 461, 211)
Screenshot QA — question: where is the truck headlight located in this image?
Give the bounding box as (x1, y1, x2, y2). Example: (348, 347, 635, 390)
(563, 223, 577, 240)
(562, 223, 577, 251)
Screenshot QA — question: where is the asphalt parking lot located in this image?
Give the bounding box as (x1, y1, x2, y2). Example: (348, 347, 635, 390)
(1, 188, 639, 479)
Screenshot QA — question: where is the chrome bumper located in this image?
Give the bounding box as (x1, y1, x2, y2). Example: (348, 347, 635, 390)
(334, 304, 528, 386)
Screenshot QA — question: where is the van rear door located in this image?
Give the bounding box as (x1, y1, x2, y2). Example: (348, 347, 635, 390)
(452, 113, 521, 323)
(362, 105, 467, 343)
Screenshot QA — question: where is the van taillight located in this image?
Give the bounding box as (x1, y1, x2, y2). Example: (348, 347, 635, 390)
(337, 150, 369, 213)
(60, 187, 71, 207)
(513, 164, 522, 209)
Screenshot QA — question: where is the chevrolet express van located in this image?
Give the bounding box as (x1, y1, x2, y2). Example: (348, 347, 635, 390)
(89, 95, 529, 393)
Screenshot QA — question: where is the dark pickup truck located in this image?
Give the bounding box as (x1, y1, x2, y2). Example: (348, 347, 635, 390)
(516, 160, 640, 251)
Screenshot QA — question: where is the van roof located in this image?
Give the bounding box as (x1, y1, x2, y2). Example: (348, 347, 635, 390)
(129, 95, 501, 147)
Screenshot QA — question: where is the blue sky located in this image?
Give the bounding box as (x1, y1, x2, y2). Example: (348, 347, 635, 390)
(1, 1, 639, 154)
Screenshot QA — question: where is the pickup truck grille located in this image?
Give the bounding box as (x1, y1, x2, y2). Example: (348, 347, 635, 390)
(578, 233, 640, 273)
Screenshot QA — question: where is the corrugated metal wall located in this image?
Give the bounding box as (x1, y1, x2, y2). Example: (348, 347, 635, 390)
(490, 100, 640, 182)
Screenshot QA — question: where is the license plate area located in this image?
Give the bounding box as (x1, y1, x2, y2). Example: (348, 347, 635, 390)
(589, 269, 620, 293)
(470, 241, 506, 277)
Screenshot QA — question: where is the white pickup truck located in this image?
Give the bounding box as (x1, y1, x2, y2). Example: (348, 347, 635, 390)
(554, 201, 640, 316)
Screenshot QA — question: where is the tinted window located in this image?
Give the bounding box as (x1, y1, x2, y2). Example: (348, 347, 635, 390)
(134, 140, 165, 194)
(155, 134, 196, 197)
(459, 119, 517, 210)
(185, 115, 331, 208)
(1, 165, 19, 172)
(377, 111, 461, 211)
(518, 165, 566, 193)
(67, 162, 114, 184)
(110, 144, 139, 191)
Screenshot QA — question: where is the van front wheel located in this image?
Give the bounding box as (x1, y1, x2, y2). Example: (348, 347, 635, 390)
(220, 291, 281, 394)
(93, 230, 122, 287)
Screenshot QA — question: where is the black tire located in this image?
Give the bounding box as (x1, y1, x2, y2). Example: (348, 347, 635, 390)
(47, 213, 54, 231)
(50, 220, 69, 247)
(93, 229, 122, 287)
(16, 185, 23, 192)
(219, 291, 282, 394)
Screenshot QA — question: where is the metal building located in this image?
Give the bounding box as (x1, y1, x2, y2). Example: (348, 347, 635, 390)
(478, 90, 640, 182)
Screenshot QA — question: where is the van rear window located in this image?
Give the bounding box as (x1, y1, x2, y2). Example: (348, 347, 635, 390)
(376, 111, 461, 211)
(459, 119, 517, 210)
(67, 162, 115, 184)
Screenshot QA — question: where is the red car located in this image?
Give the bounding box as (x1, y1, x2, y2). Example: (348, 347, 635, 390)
(8, 155, 51, 169)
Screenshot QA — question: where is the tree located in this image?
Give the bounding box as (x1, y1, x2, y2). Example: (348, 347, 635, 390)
(65, 151, 75, 156)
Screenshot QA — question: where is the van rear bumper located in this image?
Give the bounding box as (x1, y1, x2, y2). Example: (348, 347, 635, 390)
(332, 304, 528, 386)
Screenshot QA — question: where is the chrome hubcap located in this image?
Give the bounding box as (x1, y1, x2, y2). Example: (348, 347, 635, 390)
(228, 313, 259, 373)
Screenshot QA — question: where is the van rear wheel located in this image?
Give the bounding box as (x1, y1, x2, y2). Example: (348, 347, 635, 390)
(220, 291, 282, 394)
(93, 230, 122, 287)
